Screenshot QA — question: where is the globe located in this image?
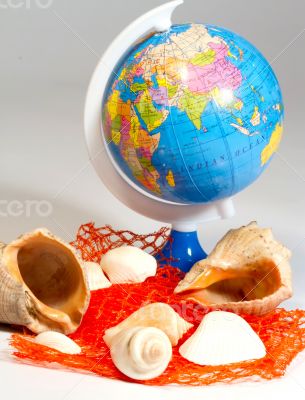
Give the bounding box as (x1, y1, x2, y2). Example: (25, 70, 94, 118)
(102, 23, 283, 204)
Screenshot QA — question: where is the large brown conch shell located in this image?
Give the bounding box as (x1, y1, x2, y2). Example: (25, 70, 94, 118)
(174, 222, 292, 315)
(0, 228, 90, 334)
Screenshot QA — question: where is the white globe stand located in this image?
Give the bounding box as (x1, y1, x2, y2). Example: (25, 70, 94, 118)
(84, 0, 235, 271)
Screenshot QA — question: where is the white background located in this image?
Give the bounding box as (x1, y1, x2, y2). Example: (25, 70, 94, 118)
(0, 0, 305, 399)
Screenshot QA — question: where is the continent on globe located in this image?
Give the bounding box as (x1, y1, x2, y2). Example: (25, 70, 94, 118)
(102, 23, 284, 204)
(261, 123, 283, 166)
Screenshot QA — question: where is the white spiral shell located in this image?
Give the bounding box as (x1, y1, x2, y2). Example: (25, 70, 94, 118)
(104, 302, 193, 346)
(109, 326, 172, 380)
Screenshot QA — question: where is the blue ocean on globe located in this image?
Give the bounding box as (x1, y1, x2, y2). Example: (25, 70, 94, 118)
(102, 23, 284, 204)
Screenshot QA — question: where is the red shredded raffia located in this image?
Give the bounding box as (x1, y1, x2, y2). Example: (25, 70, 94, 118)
(10, 223, 305, 386)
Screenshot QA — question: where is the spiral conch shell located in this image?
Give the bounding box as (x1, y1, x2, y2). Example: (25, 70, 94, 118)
(104, 303, 193, 346)
(0, 228, 90, 334)
(175, 222, 292, 315)
(108, 326, 172, 380)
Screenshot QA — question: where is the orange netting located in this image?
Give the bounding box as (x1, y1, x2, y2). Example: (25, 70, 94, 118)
(71, 222, 171, 263)
(10, 223, 305, 386)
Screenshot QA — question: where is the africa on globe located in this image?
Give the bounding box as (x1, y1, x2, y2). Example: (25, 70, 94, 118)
(102, 23, 283, 204)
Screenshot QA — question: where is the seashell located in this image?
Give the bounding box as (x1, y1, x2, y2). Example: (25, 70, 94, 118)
(34, 331, 81, 354)
(100, 245, 157, 284)
(0, 228, 90, 334)
(83, 261, 111, 290)
(179, 311, 266, 366)
(174, 222, 292, 315)
(104, 302, 193, 346)
(108, 326, 172, 380)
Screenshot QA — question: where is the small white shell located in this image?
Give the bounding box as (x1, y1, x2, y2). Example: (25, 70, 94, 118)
(100, 246, 157, 284)
(179, 311, 266, 366)
(104, 303, 193, 347)
(34, 331, 81, 355)
(109, 326, 172, 380)
(83, 261, 111, 290)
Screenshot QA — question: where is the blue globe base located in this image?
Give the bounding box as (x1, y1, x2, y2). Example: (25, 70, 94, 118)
(156, 229, 207, 273)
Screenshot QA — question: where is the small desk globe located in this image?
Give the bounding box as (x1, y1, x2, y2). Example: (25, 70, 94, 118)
(103, 23, 283, 204)
(86, 1, 284, 272)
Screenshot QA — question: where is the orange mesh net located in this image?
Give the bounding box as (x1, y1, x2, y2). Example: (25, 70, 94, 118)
(71, 222, 171, 263)
(10, 223, 305, 386)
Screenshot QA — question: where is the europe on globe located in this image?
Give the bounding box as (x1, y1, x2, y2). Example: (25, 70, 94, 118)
(102, 23, 283, 204)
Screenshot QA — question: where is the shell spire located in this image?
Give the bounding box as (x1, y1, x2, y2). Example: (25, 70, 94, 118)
(104, 302, 193, 346)
(108, 326, 172, 380)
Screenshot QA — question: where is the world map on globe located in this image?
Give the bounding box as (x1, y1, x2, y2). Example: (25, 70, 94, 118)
(102, 23, 283, 204)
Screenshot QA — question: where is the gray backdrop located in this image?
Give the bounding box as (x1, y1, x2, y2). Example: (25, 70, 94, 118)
(0, 1, 304, 308)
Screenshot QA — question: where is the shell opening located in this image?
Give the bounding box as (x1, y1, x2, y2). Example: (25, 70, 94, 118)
(180, 260, 281, 305)
(5, 233, 88, 332)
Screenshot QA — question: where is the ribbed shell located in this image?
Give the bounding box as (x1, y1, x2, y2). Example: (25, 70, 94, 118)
(100, 246, 157, 284)
(179, 311, 266, 365)
(83, 261, 111, 290)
